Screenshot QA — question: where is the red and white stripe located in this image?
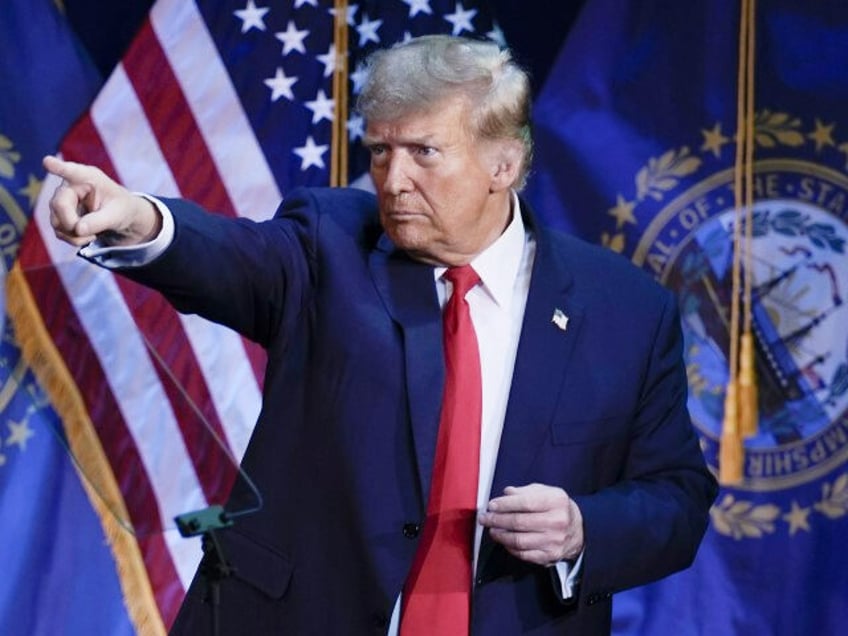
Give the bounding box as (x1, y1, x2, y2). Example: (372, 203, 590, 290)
(22, 0, 281, 626)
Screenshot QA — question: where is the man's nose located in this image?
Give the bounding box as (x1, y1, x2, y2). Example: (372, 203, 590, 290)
(382, 154, 413, 195)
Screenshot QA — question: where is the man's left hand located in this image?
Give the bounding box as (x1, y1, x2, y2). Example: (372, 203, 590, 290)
(478, 483, 584, 565)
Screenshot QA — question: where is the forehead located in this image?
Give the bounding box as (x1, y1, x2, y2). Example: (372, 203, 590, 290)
(364, 96, 473, 142)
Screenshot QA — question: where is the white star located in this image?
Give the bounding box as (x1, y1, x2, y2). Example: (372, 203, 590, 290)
(7, 420, 34, 452)
(347, 114, 365, 141)
(487, 22, 507, 48)
(294, 0, 318, 7)
(350, 62, 369, 94)
(356, 14, 383, 46)
(294, 136, 329, 170)
(402, 0, 432, 17)
(275, 21, 309, 55)
(304, 89, 335, 124)
(264, 67, 298, 102)
(444, 2, 477, 35)
(316, 44, 337, 78)
(234, 0, 269, 33)
(329, 3, 359, 27)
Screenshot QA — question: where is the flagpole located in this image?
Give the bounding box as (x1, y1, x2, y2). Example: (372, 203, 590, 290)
(331, 0, 349, 187)
(738, 0, 759, 442)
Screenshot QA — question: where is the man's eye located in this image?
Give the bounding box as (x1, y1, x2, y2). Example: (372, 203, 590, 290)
(416, 146, 436, 156)
(369, 145, 386, 156)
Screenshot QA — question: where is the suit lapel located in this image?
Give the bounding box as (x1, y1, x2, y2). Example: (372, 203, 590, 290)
(369, 234, 444, 506)
(477, 224, 586, 578)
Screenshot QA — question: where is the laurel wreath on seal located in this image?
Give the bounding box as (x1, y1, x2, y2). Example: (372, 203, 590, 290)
(753, 110, 806, 148)
(600, 112, 848, 539)
(751, 208, 847, 254)
(814, 472, 848, 519)
(0, 134, 21, 179)
(710, 494, 781, 539)
(635, 146, 702, 203)
(709, 471, 848, 540)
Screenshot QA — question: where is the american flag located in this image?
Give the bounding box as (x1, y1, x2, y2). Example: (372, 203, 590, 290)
(15, 0, 499, 631)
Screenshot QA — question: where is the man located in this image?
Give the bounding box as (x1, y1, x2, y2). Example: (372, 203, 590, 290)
(46, 35, 717, 635)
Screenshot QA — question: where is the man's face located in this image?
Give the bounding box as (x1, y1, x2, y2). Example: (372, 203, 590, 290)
(364, 96, 512, 266)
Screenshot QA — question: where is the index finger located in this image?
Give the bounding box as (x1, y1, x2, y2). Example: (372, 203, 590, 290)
(43, 155, 103, 186)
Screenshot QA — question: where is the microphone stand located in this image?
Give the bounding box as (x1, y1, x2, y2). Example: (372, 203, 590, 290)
(175, 506, 235, 636)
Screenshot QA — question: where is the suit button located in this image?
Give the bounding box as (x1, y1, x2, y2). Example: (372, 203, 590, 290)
(402, 523, 420, 538)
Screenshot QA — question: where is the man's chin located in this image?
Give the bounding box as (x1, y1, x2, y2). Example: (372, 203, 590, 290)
(384, 227, 443, 264)
(385, 222, 425, 249)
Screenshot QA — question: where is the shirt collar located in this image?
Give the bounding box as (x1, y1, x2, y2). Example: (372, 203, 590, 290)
(435, 191, 526, 308)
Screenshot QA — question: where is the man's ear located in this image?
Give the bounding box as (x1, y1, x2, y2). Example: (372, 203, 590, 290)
(489, 141, 523, 193)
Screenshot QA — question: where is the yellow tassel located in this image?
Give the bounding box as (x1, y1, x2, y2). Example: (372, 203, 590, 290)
(719, 380, 744, 485)
(738, 333, 758, 438)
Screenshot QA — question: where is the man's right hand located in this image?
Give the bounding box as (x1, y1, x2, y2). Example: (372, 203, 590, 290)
(43, 155, 162, 247)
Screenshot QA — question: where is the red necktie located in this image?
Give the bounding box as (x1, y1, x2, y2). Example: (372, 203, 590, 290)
(401, 265, 482, 636)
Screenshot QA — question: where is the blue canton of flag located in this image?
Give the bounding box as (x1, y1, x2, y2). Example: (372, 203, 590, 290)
(0, 1, 135, 634)
(219, 0, 502, 191)
(527, 0, 848, 634)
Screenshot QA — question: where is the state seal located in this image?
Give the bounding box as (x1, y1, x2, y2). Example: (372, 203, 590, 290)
(602, 112, 848, 536)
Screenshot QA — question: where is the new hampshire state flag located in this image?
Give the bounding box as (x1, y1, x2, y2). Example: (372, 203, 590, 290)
(0, 1, 134, 634)
(527, 0, 848, 634)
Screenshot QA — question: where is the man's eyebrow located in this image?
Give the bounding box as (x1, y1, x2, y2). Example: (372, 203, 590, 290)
(362, 133, 438, 147)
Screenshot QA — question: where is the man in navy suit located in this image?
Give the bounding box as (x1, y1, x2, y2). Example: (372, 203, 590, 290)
(46, 35, 716, 635)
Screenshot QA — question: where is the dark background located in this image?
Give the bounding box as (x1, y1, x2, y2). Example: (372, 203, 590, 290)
(63, 1, 588, 95)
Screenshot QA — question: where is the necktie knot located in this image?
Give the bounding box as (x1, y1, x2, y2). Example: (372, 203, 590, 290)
(444, 264, 480, 299)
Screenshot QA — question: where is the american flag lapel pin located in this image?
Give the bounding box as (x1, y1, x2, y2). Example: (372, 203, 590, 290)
(552, 308, 569, 332)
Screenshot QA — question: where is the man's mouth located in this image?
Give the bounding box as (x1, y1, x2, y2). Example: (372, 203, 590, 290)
(385, 209, 424, 218)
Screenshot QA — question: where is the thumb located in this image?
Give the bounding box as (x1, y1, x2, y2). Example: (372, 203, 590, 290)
(75, 199, 131, 237)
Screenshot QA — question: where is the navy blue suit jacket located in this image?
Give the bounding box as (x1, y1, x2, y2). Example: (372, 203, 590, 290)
(121, 187, 716, 635)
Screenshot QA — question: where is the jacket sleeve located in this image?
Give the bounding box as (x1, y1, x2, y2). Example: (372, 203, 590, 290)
(112, 190, 320, 349)
(571, 291, 718, 601)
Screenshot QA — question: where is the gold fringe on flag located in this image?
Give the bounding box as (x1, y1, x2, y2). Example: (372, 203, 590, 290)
(720, 0, 759, 485)
(6, 264, 166, 636)
(330, 0, 349, 187)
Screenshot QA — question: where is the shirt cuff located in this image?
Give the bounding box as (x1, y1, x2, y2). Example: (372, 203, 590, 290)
(551, 550, 584, 601)
(78, 193, 174, 268)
